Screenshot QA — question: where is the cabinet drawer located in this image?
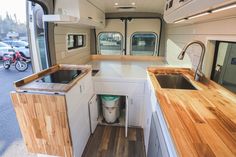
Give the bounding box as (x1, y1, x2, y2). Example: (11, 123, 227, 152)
(94, 81, 144, 95)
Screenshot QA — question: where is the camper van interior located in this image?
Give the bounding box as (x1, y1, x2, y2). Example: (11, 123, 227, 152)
(10, 0, 236, 157)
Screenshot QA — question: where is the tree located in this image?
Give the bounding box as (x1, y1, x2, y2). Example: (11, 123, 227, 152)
(0, 12, 27, 39)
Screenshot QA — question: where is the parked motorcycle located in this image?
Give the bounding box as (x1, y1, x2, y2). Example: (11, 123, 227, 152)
(3, 51, 29, 72)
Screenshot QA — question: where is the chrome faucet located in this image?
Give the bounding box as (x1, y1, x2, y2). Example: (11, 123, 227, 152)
(178, 40, 206, 81)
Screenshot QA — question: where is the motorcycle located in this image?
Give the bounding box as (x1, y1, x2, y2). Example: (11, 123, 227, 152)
(3, 51, 29, 72)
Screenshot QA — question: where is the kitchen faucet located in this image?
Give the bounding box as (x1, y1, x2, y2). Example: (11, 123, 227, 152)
(177, 40, 206, 81)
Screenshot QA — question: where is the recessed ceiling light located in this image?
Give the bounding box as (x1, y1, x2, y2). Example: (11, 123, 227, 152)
(115, 3, 118, 6)
(212, 3, 236, 13)
(131, 2, 136, 5)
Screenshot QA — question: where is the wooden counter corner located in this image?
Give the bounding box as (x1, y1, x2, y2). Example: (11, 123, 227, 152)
(147, 67, 236, 157)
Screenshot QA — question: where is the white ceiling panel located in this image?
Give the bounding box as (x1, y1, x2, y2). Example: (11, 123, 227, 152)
(88, 0, 165, 14)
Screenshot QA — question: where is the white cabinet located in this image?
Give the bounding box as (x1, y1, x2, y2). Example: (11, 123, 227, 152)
(94, 81, 145, 127)
(143, 81, 153, 154)
(164, 0, 236, 23)
(128, 95, 143, 127)
(147, 77, 178, 157)
(88, 95, 99, 134)
(147, 114, 160, 157)
(43, 0, 105, 28)
(66, 72, 94, 157)
(79, 0, 105, 28)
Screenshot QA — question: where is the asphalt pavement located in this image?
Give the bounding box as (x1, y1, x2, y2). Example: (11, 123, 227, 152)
(0, 61, 36, 157)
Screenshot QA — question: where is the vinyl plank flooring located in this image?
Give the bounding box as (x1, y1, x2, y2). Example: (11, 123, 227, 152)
(82, 125, 146, 157)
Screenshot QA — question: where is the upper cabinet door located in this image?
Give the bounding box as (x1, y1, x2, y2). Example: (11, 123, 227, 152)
(43, 0, 105, 28)
(164, 0, 236, 23)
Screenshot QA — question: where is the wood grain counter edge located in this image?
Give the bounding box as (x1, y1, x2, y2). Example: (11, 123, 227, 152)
(14, 64, 92, 93)
(147, 67, 236, 157)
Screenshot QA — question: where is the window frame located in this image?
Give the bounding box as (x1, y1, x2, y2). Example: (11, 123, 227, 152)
(67, 33, 86, 51)
(97, 32, 124, 55)
(130, 32, 158, 56)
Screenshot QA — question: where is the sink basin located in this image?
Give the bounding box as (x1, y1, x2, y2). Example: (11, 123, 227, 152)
(156, 74, 197, 90)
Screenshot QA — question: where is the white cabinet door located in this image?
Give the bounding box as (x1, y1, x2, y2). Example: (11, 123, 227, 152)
(79, 0, 105, 28)
(143, 82, 153, 154)
(66, 72, 94, 157)
(128, 95, 143, 127)
(74, 102, 90, 157)
(125, 96, 129, 138)
(154, 111, 169, 157)
(88, 95, 98, 134)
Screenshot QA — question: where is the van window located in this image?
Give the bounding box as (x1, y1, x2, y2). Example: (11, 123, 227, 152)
(131, 33, 157, 56)
(98, 32, 123, 55)
(67, 34, 85, 50)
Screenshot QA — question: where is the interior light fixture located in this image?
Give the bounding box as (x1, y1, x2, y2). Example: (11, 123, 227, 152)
(212, 3, 236, 13)
(174, 3, 236, 24)
(131, 2, 136, 5)
(188, 12, 210, 20)
(115, 3, 118, 6)
(174, 19, 186, 24)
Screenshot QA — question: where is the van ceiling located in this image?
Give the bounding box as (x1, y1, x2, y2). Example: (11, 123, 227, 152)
(88, 0, 165, 14)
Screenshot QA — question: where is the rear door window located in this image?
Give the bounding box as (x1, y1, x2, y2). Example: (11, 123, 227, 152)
(131, 33, 157, 56)
(98, 32, 123, 55)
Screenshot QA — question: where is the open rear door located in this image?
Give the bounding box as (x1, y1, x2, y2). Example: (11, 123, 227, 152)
(27, 0, 56, 72)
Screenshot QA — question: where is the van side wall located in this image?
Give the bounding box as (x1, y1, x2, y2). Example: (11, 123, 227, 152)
(165, 17, 236, 77)
(54, 25, 91, 64)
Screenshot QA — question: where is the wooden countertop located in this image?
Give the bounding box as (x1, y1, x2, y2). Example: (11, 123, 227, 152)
(14, 64, 92, 93)
(147, 67, 236, 157)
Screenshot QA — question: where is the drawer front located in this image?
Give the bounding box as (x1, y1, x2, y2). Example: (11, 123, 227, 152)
(94, 81, 145, 96)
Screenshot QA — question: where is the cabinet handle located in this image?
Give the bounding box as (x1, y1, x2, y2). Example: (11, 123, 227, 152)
(88, 16, 93, 20)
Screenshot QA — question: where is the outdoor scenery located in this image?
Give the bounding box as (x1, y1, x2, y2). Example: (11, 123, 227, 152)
(0, 1, 35, 157)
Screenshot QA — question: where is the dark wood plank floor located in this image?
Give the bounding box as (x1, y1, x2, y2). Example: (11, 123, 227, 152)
(82, 125, 146, 157)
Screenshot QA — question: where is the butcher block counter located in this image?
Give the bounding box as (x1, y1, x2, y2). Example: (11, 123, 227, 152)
(147, 67, 236, 157)
(10, 64, 93, 157)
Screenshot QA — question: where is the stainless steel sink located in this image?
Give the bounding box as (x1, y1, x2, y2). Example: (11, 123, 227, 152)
(156, 74, 197, 90)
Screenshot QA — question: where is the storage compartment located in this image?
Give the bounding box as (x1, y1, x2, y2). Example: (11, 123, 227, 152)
(164, 0, 236, 23)
(97, 95, 127, 126)
(43, 0, 105, 28)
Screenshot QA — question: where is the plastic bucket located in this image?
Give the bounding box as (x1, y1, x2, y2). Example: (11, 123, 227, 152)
(101, 95, 120, 123)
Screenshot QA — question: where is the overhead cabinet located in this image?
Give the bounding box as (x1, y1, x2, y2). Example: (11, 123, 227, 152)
(43, 0, 105, 28)
(164, 0, 236, 23)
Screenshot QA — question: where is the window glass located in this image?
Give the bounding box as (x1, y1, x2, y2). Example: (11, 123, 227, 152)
(0, 42, 9, 47)
(131, 33, 157, 56)
(67, 34, 85, 50)
(67, 35, 74, 49)
(211, 41, 236, 94)
(12, 41, 28, 47)
(77, 35, 83, 47)
(98, 32, 122, 55)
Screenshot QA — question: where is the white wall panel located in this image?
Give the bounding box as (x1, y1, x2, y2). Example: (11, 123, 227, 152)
(165, 17, 236, 77)
(54, 25, 91, 64)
